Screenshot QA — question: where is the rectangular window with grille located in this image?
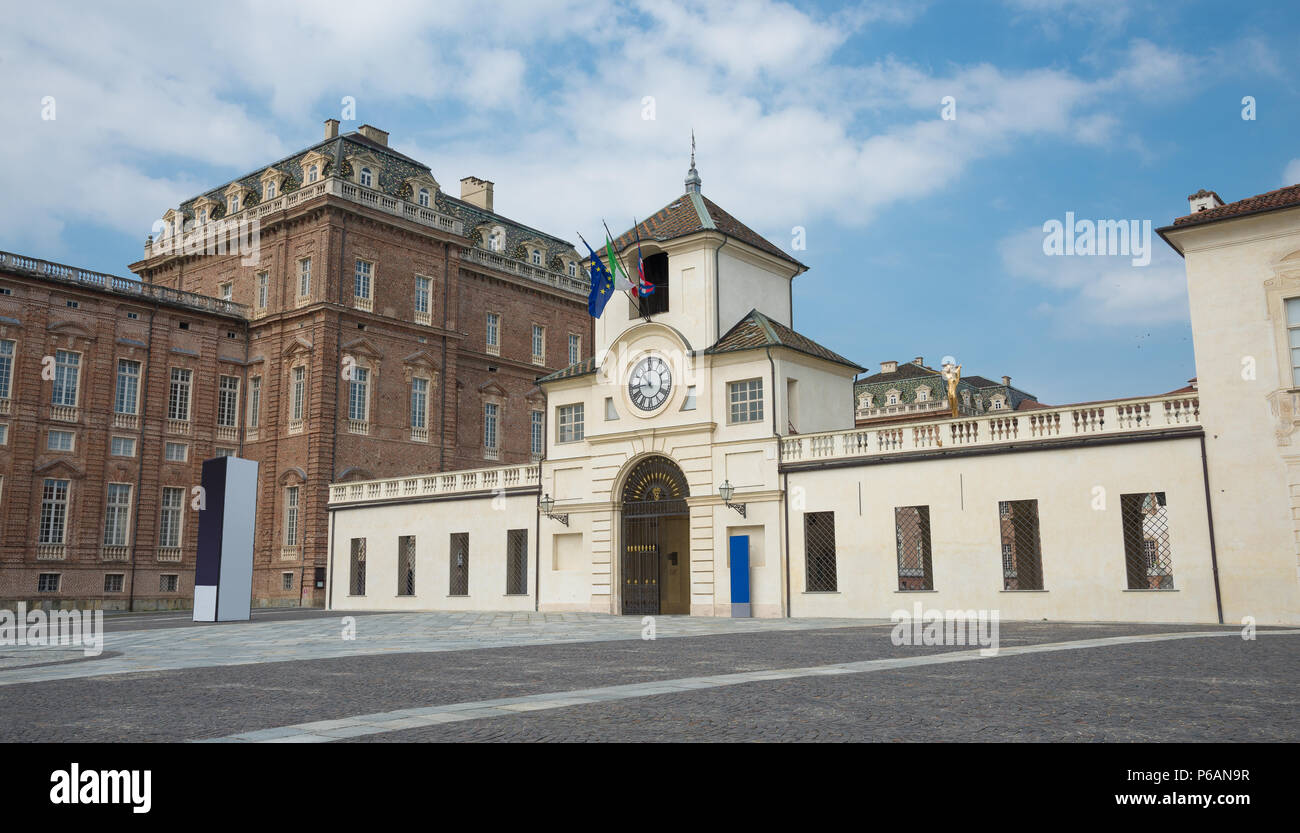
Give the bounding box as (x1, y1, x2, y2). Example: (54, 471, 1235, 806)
(530, 410, 543, 456)
(282, 572, 294, 591)
(291, 366, 305, 422)
(217, 375, 240, 427)
(39, 478, 69, 545)
(557, 403, 583, 443)
(249, 376, 261, 428)
(52, 350, 80, 407)
(103, 483, 132, 547)
(484, 402, 498, 450)
(38, 573, 60, 593)
(104, 573, 124, 593)
(160, 574, 178, 593)
(895, 505, 934, 590)
(284, 486, 299, 546)
(350, 538, 367, 595)
(507, 529, 528, 595)
(728, 378, 764, 424)
(348, 367, 369, 421)
(998, 499, 1044, 590)
(449, 532, 469, 596)
(115, 359, 140, 414)
(168, 368, 192, 421)
(1121, 491, 1173, 589)
(398, 535, 416, 596)
(804, 511, 837, 592)
(159, 486, 184, 548)
(354, 259, 371, 299)
(0, 339, 13, 399)
(411, 377, 428, 429)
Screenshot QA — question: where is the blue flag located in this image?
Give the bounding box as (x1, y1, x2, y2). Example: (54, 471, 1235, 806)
(584, 240, 615, 318)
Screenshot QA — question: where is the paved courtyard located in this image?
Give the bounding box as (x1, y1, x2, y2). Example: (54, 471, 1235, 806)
(1, 611, 1295, 742)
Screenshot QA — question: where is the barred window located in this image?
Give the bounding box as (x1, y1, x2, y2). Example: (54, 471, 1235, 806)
(895, 505, 934, 590)
(530, 410, 543, 456)
(349, 538, 367, 595)
(449, 532, 469, 596)
(102, 484, 132, 547)
(284, 486, 300, 546)
(159, 486, 184, 549)
(115, 359, 140, 414)
(38, 573, 60, 593)
(804, 511, 837, 592)
(354, 259, 372, 299)
(484, 402, 498, 450)
(348, 367, 369, 421)
(52, 350, 80, 407)
(398, 535, 416, 596)
(410, 377, 428, 429)
(217, 376, 240, 427)
(282, 572, 294, 591)
(728, 378, 764, 424)
(0, 339, 12, 399)
(998, 499, 1044, 590)
(168, 368, 192, 421)
(160, 574, 179, 593)
(39, 479, 69, 545)
(1121, 491, 1173, 589)
(506, 528, 528, 595)
(557, 403, 583, 443)
(104, 574, 124, 593)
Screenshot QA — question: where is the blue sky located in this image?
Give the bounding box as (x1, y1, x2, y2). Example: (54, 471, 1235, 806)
(2, 0, 1298, 403)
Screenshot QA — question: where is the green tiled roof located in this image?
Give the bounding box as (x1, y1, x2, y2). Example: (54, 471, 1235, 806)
(537, 356, 597, 384)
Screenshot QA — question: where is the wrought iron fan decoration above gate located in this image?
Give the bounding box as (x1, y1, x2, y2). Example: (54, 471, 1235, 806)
(621, 456, 690, 516)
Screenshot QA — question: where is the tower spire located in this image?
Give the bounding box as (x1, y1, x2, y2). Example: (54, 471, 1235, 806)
(685, 129, 702, 193)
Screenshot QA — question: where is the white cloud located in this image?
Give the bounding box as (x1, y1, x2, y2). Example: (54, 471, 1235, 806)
(999, 225, 1189, 330)
(1285, 159, 1300, 186)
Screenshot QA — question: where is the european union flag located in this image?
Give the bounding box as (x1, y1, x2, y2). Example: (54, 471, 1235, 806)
(584, 240, 615, 318)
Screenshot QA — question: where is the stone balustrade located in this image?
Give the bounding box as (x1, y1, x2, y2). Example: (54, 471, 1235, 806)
(329, 463, 540, 506)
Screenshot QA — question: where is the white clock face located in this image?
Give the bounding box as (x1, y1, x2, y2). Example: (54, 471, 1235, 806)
(628, 356, 672, 411)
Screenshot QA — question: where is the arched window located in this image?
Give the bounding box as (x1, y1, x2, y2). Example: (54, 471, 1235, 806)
(531, 249, 542, 266)
(360, 168, 372, 188)
(418, 188, 430, 207)
(307, 165, 318, 183)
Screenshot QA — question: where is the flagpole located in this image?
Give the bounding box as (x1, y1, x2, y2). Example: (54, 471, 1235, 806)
(579, 230, 642, 319)
(602, 219, 649, 322)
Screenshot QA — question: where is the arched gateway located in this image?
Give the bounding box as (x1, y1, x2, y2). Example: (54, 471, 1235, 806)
(620, 456, 691, 615)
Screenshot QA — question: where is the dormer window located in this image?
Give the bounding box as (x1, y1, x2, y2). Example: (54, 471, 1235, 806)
(888, 394, 898, 405)
(229, 195, 239, 213)
(265, 181, 276, 199)
(488, 227, 505, 252)
(308, 164, 318, 183)
(418, 188, 430, 207)
(567, 261, 577, 277)
(917, 387, 929, 402)
(531, 249, 542, 266)
(360, 168, 373, 188)
(197, 208, 207, 225)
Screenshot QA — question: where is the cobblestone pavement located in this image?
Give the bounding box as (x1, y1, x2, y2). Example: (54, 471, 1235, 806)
(2, 615, 1293, 742)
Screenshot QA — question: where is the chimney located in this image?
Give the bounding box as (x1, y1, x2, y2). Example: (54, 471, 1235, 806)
(912, 356, 924, 366)
(324, 118, 339, 139)
(1002, 375, 1011, 387)
(356, 124, 389, 146)
(460, 176, 495, 212)
(1187, 189, 1224, 214)
(881, 360, 898, 374)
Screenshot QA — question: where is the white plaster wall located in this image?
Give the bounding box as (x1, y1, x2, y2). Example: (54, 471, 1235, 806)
(786, 438, 1222, 623)
(718, 246, 792, 333)
(328, 494, 538, 611)
(1168, 211, 1300, 625)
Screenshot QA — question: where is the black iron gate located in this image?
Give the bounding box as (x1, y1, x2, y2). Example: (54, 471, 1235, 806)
(620, 457, 691, 616)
